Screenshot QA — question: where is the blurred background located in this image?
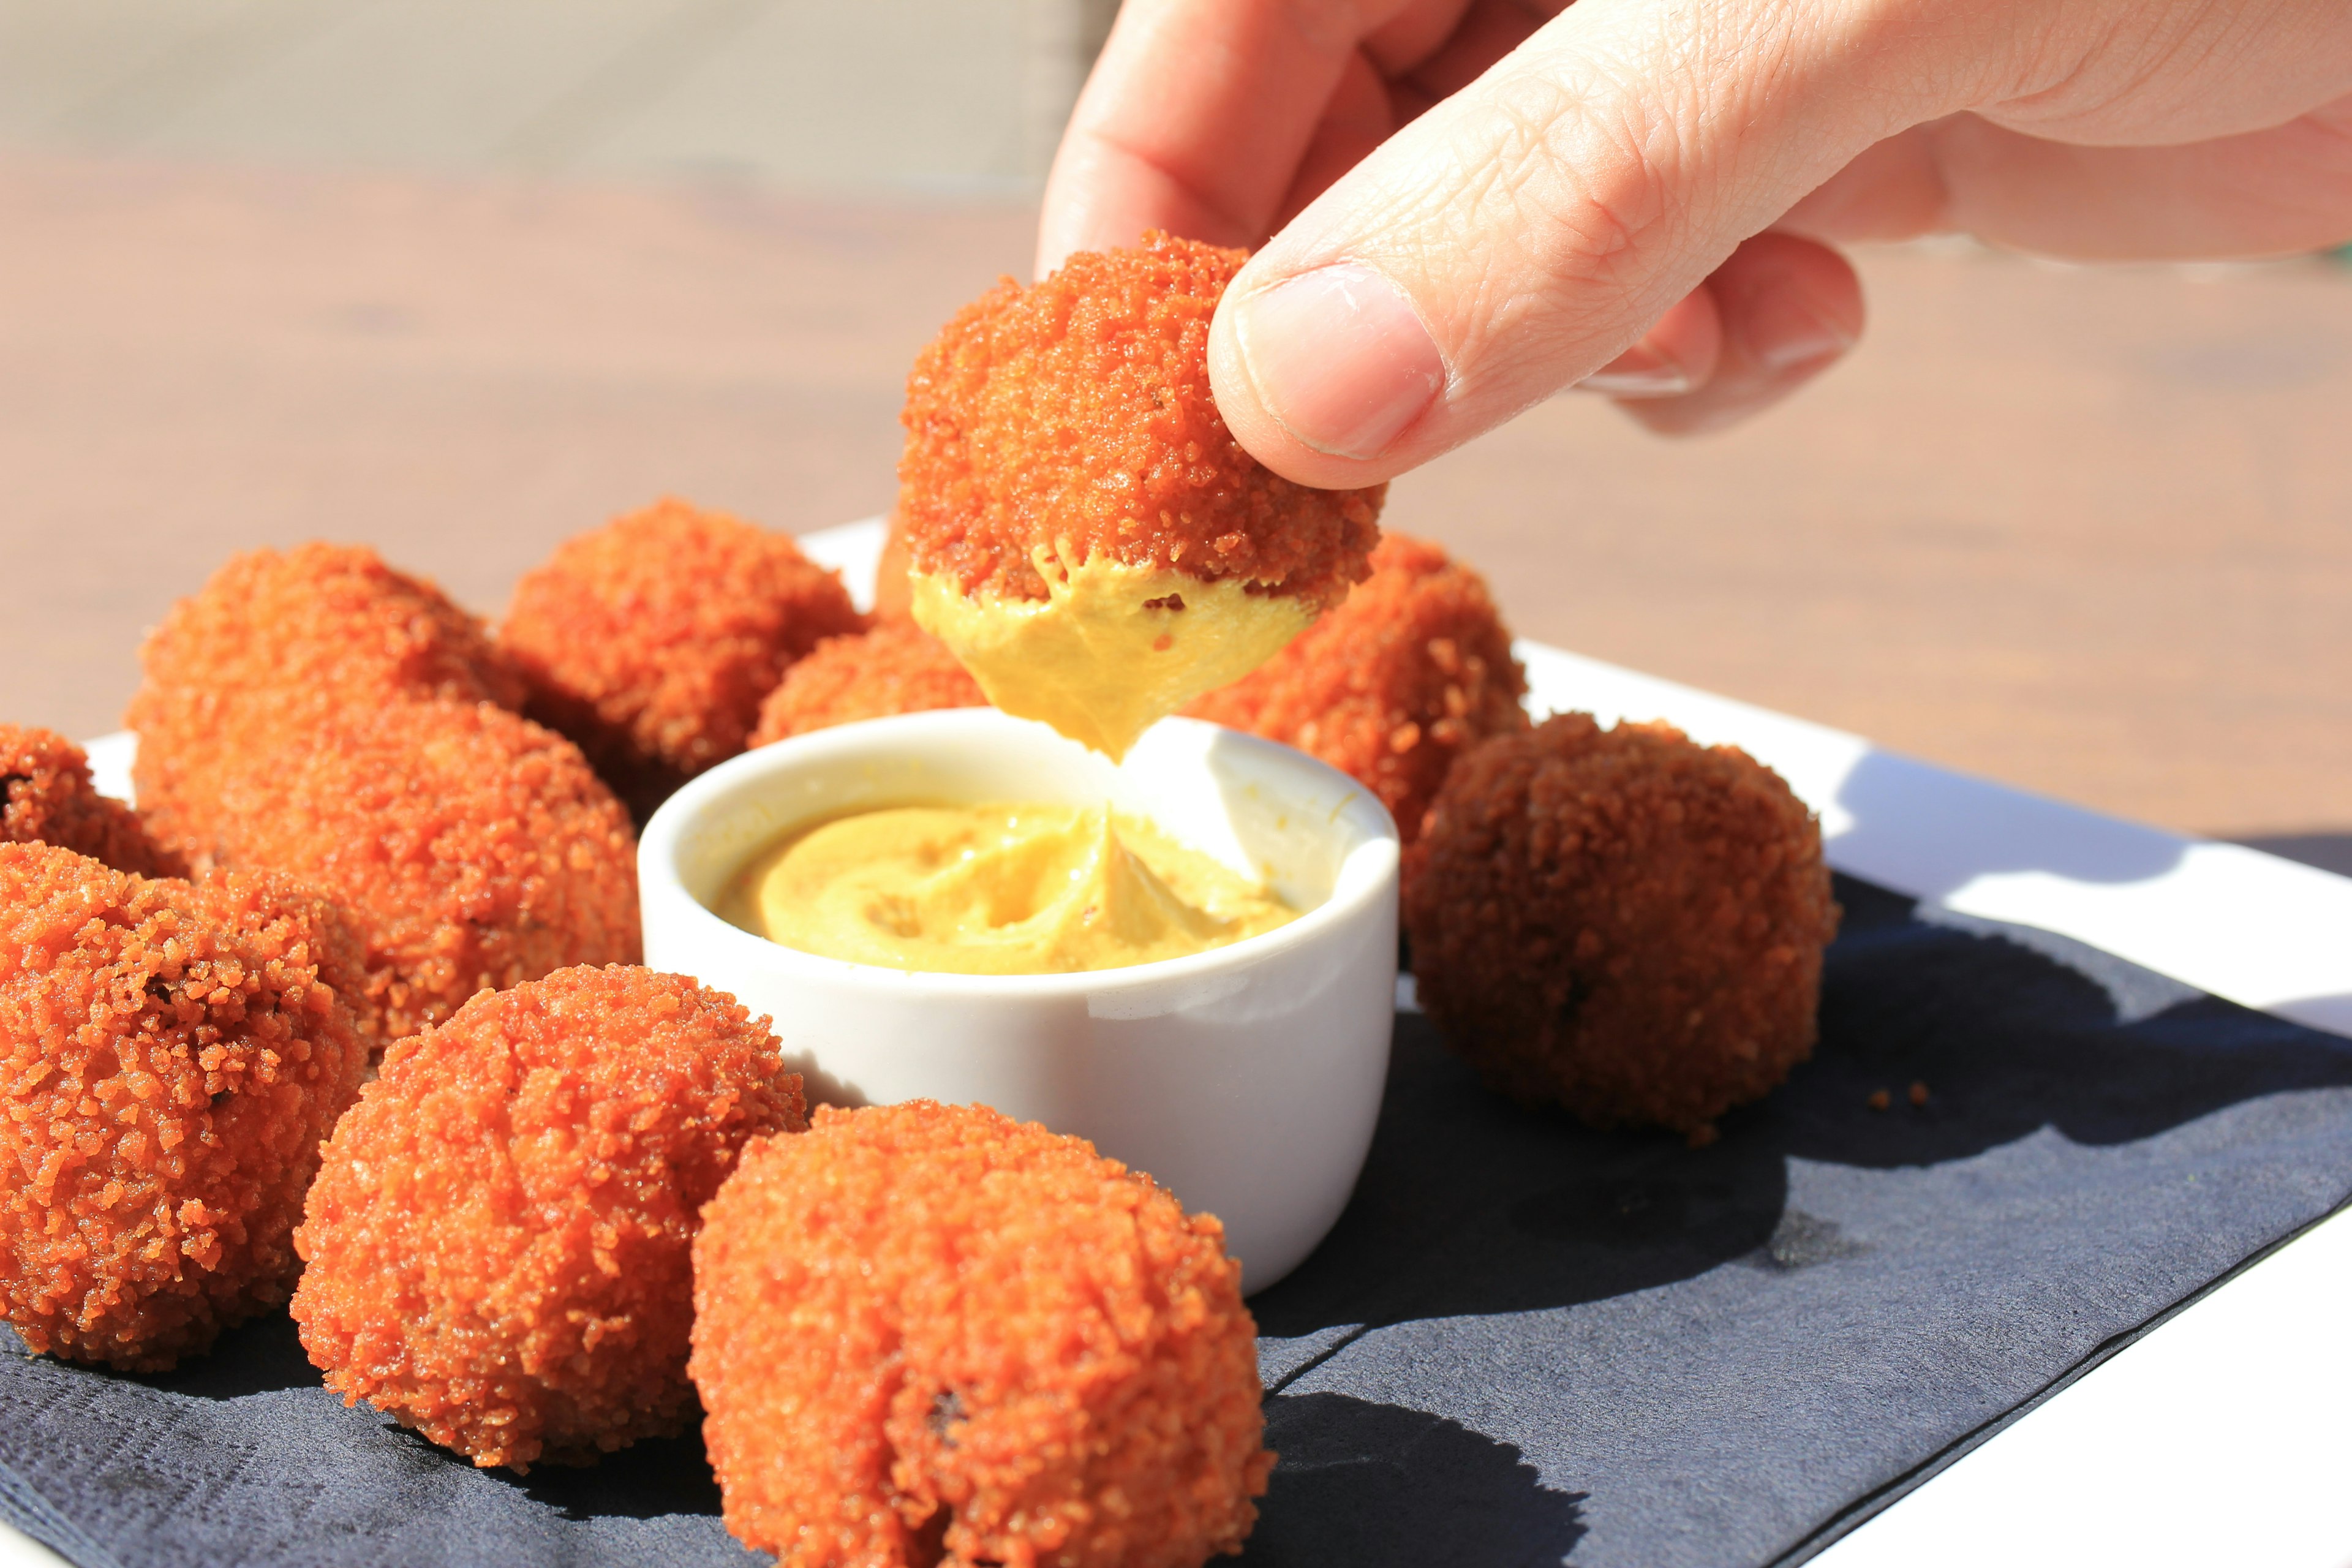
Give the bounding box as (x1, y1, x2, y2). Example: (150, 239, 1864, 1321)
(1, 0, 2345, 866)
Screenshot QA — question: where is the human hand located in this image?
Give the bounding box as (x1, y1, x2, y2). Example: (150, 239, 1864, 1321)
(1039, 0, 2352, 485)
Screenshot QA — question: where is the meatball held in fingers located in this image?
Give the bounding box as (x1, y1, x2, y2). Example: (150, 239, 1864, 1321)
(898, 232, 1384, 758)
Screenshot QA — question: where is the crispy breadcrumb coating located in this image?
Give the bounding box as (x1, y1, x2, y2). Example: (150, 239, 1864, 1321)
(165, 699, 640, 1045)
(897, 232, 1382, 609)
(123, 544, 635, 1044)
(0, 844, 370, 1371)
(748, 622, 986, 746)
(127, 543, 523, 854)
(1188, 533, 1528, 843)
(1403, 715, 1839, 1135)
(1, 725, 184, 877)
(691, 1100, 1272, 1568)
(501, 499, 865, 815)
(292, 966, 805, 1472)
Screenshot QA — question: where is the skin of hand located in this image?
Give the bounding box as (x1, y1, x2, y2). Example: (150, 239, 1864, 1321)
(1038, 0, 2352, 481)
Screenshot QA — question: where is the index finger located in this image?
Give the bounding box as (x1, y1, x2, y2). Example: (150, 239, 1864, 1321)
(1038, 0, 1415, 274)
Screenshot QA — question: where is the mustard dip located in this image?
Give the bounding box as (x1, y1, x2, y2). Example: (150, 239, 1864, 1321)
(911, 543, 1315, 760)
(718, 803, 1297, 975)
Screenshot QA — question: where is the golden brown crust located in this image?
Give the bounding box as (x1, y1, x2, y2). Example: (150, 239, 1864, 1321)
(127, 542, 524, 858)
(0, 725, 184, 877)
(291, 966, 806, 1472)
(166, 699, 641, 1045)
(897, 232, 1383, 609)
(1188, 533, 1529, 843)
(1403, 715, 1841, 1134)
(124, 544, 635, 1044)
(748, 622, 986, 746)
(0, 845, 371, 1370)
(692, 1101, 1272, 1568)
(500, 499, 865, 812)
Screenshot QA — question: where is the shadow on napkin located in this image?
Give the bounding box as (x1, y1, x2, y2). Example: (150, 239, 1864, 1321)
(94, 1314, 729, 1526)
(492, 1428, 724, 1523)
(1237, 1392, 1586, 1567)
(1252, 875, 2352, 1340)
(136, 1315, 314, 1404)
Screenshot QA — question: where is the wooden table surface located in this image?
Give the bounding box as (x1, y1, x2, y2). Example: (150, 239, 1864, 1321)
(3, 151, 2345, 860)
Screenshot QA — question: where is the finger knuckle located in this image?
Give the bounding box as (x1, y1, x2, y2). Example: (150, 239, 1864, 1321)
(1478, 64, 1686, 282)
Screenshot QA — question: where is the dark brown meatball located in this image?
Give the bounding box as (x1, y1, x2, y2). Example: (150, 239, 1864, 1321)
(1404, 714, 1840, 1135)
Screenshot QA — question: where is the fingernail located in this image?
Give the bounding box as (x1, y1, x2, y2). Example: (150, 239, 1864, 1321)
(1231, 263, 1447, 460)
(1745, 288, 1857, 373)
(1575, 346, 1694, 399)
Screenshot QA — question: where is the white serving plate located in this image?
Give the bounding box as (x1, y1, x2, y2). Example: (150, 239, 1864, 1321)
(29, 516, 2350, 1568)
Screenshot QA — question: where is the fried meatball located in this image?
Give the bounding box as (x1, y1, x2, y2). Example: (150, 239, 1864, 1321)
(127, 543, 522, 854)
(500, 499, 865, 815)
(691, 1100, 1271, 1568)
(1188, 533, 1528, 843)
(0, 844, 371, 1371)
(1, 725, 184, 876)
(292, 966, 805, 1472)
(897, 232, 1381, 610)
(748, 622, 986, 746)
(1403, 715, 1839, 1136)
(167, 699, 640, 1045)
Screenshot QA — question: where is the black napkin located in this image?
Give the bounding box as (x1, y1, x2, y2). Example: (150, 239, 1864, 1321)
(4, 875, 2348, 1568)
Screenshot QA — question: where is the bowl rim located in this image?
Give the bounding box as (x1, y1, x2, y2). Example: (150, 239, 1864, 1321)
(638, 709, 1401, 998)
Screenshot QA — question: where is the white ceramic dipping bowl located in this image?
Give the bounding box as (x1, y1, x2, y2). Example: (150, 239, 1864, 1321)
(639, 708, 1398, 1292)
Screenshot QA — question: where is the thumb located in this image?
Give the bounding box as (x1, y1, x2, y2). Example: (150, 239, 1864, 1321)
(1208, 0, 1983, 485)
